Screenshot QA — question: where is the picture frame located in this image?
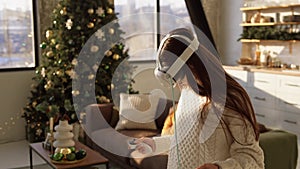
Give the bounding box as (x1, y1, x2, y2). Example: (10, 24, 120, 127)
(0, 0, 39, 71)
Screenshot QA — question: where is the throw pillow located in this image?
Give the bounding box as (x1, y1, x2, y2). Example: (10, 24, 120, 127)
(115, 93, 160, 130)
(161, 104, 177, 135)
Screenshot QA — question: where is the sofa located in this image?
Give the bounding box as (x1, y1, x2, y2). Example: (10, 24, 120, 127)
(84, 98, 298, 169)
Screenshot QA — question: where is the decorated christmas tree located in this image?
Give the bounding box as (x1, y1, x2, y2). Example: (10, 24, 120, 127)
(22, 0, 137, 142)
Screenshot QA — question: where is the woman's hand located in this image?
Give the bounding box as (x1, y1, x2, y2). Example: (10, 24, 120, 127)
(196, 163, 219, 169)
(135, 137, 155, 154)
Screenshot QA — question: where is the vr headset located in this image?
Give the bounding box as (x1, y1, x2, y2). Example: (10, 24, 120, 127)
(154, 34, 200, 87)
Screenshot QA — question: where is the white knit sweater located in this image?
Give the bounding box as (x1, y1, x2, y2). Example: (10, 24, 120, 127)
(153, 88, 265, 169)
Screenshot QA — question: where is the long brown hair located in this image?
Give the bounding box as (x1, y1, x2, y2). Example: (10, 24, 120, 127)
(158, 28, 259, 141)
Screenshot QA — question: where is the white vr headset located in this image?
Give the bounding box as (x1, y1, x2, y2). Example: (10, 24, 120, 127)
(154, 34, 200, 87)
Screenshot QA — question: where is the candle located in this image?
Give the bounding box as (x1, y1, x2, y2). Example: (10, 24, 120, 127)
(50, 117, 54, 132)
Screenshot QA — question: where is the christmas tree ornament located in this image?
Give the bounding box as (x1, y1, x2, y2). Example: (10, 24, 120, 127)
(71, 59, 78, 66)
(55, 44, 62, 50)
(41, 67, 46, 77)
(109, 28, 115, 34)
(40, 42, 47, 49)
(107, 8, 113, 14)
(92, 65, 98, 72)
(66, 19, 73, 30)
(51, 39, 56, 45)
(96, 7, 105, 16)
(68, 39, 74, 45)
(113, 54, 120, 60)
(105, 50, 112, 56)
(88, 8, 94, 14)
(95, 29, 105, 39)
(32, 101, 37, 107)
(111, 84, 115, 89)
(46, 30, 53, 39)
(56, 70, 62, 76)
(90, 45, 99, 52)
(60, 7, 67, 15)
(46, 51, 54, 58)
(72, 90, 80, 96)
(87, 22, 94, 28)
(88, 74, 95, 80)
(36, 128, 43, 136)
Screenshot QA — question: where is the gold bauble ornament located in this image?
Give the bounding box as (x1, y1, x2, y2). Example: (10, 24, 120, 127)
(113, 54, 120, 60)
(46, 30, 53, 39)
(111, 84, 115, 90)
(88, 8, 94, 14)
(56, 70, 62, 76)
(105, 50, 112, 56)
(51, 39, 56, 45)
(32, 101, 37, 107)
(109, 28, 114, 34)
(60, 7, 67, 15)
(46, 51, 54, 57)
(90, 45, 99, 52)
(87, 22, 94, 28)
(107, 8, 113, 14)
(55, 44, 62, 50)
(55, 148, 72, 159)
(88, 74, 95, 80)
(72, 90, 80, 96)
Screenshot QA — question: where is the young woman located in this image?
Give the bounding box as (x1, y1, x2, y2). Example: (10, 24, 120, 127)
(135, 28, 264, 169)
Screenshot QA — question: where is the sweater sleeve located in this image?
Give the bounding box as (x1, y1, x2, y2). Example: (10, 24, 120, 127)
(213, 118, 265, 169)
(152, 135, 172, 155)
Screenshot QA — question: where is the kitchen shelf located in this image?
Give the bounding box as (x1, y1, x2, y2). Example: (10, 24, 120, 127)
(240, 3, 300, 56)
(240, 39, 299, 54)
(240, 22, 300, 26)
(240, 39, 300, 43)
(240, 4, 300, 12)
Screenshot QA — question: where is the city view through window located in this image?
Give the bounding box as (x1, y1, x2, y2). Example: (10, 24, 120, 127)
(0, 0, 36, 70)
(115, 0, 193, 61)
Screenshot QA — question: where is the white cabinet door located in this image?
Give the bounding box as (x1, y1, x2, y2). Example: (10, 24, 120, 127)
(225, 69, 249, 88)
(279, 112, 300, 137)
(276, 91, 300, 114)
(253, 106, 280, 128)
(277, 75, 300, 92)
(249, 72, 277, 94)
(248, 88, 276, 107)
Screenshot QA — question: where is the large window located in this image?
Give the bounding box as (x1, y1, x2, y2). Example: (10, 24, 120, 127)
(0, 0, 38, 70)
(115, 0, 193, 61)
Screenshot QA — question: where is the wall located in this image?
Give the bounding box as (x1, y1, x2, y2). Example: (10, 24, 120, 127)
(218, 0, 244, 65)
(0, 71, 35, 143)
(0, 0, 59, 143)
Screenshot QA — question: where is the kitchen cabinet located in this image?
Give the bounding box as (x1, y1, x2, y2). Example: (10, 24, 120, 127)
(225, 67, 300, 138)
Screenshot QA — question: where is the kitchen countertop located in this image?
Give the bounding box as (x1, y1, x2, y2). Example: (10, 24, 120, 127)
(223, 65, 300, 77)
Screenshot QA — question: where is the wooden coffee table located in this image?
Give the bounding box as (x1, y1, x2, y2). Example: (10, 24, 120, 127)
(29, 141, 109, 169)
